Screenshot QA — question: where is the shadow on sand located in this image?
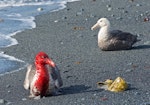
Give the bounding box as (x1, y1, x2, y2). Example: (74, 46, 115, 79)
(61, 85, 102, 95)
(133, 45, 150, 50)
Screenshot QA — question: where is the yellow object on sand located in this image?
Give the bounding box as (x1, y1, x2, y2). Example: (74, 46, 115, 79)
(97, 77, 128, 92)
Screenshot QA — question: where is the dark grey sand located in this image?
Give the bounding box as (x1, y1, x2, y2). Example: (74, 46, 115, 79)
(0, 0, 150, 104)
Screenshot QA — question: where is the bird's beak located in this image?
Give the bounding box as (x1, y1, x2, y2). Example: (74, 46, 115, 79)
(46, 58, 56, 68)
(91, 23, 99, 30)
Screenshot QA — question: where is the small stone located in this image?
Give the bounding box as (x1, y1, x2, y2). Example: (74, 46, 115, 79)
(108, 7, 112, 11)
(63, 70, 69, 73)
(85, 18, 88, 21)
(116, 17, 122, 20)
(7, 90, 11, 93)
(123, 10, 128, 13)
(22, 98, 27, 101)
(134, 92, 140, 95)
(125, 69, 133, 73)
(145, 11, 149, 14)
(106, 5, 111, 8)
(54, 20, 59, 23)
(93, 93, 97, 96)
(81, 98, 85, 101)
(127, 62, 133, 65)
(6, 102, 12, 105)
(66, 65, 70, 67)
(90, 14, 96, 18)
(144, 41, 150, 45)
(0, 99, 6, 104)
(81, 8, 84, 11)
(66, 76, 72, 79)
(111, 14, 115, 17)
(60, 41, 63, 45)
(37, 7, 43, 11)
(62, 17, 67, 19)
(136, 4, 141, 7)
(140, 14, 144, 17)
(6, 84, 10, 88)
(93, 34, 97, 37)
(144, 18, 149, 22)
(67, 8, 70, 11)
(76, 12, 82, 16)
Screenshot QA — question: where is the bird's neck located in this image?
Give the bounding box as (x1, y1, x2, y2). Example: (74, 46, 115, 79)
(98, 26, 110, 41)
(35, 63, 49, 76)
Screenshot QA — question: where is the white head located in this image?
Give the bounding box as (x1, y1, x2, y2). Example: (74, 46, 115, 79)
(91, 18, 110, 30)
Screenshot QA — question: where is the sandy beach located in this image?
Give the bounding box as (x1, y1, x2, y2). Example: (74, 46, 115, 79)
(0, 0, 150, 104)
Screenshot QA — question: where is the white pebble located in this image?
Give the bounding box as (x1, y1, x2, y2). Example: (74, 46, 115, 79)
(54, 20, 59, 23)
(144, 41, 150, 45)
(0, 99, 6, 104)
(108, 7, 112, 11)
(37, 8, 43, 11)
(22, 98, 27, 101)
(81, 98, 85, 101)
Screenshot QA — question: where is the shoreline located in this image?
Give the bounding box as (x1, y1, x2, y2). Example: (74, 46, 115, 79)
(1, 0, 150, 104)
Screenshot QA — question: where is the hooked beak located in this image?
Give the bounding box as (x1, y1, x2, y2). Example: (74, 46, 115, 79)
(46, 58, 56, 68)
(91, 22, 99, 30)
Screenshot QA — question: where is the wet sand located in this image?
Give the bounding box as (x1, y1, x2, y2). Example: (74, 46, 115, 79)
(0, 0, 150, 104)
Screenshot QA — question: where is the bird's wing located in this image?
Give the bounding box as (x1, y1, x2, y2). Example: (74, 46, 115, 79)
(54, 66, 63, 88)
(49, 66, 63, 88)
(110, 30, 137, 41)
(24, 64, 36, 90)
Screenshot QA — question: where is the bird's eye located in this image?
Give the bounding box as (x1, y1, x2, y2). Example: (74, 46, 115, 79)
(41, 56, 46, 59)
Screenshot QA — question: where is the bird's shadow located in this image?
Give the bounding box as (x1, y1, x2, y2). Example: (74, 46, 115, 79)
(133, 45, 150, 50)
(60, 85, 102, 95)
(47, 84, 138, 97)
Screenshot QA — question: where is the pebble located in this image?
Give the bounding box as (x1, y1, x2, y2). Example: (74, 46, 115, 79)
(90, 14, 96, 18)
(123, 10, 128, 13)
(140, 14, 144, 17)
(81, 8, 84, 11)
(62, 17, 67, 19)
(6, 84, 10, 88)
(60, 41, 64, 45)
(0, 99, 6, 104)
(93, 93, 97, 96)
(116, 17, 123, 20)
(67, 8, 70, 11)
(76, 12, 82, 16)
(106, 5, 111, 8)
(81, 98, 85, 101)
(136, 4, 141, 7)
(125, 69, 133, 73)
(85, 18, 88, 21)
(134, 92, 140, 95)
(66, 65, 70, 67)
(144, 41, 150, 45)
(107, 7, 112, 11)
(22, 98, 27, 101)
(37, 7, 43, 11)
(145, 11, 149, 14)
(127, 62, 133, 65)
(111, 14, 115, 17)
(54, 20, 59, 23)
